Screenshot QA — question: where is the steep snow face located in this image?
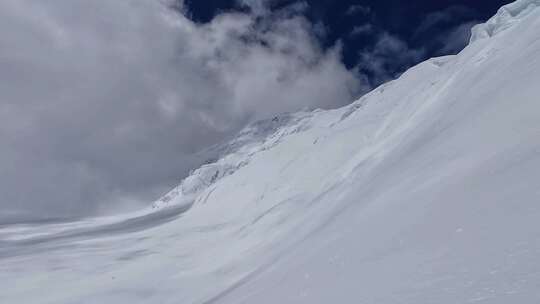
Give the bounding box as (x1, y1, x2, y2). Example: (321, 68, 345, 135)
(1, 1, 540, 303)
(152, 112, 314, 209)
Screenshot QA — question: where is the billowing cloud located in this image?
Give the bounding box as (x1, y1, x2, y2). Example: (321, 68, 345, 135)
(345, 5, 371, 16)
(237, 0, 271, 15)
(357, 32, 425, 86)
(0, 0, 364, 221)
(413, 5, 478, 55)
(413, 5, 475, 38)
(350, 24, 375, 37)
(436, 21, 478, 55)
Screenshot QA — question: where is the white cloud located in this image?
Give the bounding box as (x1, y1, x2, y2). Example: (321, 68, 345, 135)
(0, 0, 365, 220)
(350, 24, 375, 37)
(346, 5, 371, 16)
(414, 5, 475, 37)
(357, 32, 425, 86)
(436, 21, 478, 55)
(237, 0, 273, 15)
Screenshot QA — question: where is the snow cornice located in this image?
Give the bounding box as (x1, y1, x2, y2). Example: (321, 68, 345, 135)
(470, 0, 540, 43)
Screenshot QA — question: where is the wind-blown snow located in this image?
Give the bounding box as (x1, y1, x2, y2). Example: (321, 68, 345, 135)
(1, 1, 540, 303)
(470, 0, 540, 42)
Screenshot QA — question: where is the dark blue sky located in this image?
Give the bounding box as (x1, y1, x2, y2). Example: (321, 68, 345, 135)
(184, 0, 513, 86)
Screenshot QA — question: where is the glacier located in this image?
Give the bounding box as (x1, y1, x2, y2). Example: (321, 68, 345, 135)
(1, 0, 540, 303)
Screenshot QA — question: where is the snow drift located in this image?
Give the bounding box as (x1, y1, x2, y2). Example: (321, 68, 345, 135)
(1, 0, 540, 303)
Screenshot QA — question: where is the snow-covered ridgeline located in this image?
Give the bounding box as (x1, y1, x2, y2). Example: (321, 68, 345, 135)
(2, 1, 540, 303)
(152, 112, 315, 209)
(471, 0, 540, 42)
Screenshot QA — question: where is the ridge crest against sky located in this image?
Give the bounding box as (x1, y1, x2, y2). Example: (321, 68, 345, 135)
(0, 0, 512, 220)
(185, 0, 513, 85)
(2, 1, 540, 301)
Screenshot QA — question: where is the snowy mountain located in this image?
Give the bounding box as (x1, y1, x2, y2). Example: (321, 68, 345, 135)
(1, 0, 540, 303)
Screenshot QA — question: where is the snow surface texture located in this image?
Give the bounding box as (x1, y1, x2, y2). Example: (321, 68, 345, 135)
(1, 0, 540, 303)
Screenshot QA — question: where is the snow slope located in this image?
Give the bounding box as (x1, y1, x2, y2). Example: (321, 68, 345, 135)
(1, 0, 540, 303)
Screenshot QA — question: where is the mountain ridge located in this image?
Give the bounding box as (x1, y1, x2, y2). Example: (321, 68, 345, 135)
(154, 0, 540, 215)
(1, 1, 540, 303)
